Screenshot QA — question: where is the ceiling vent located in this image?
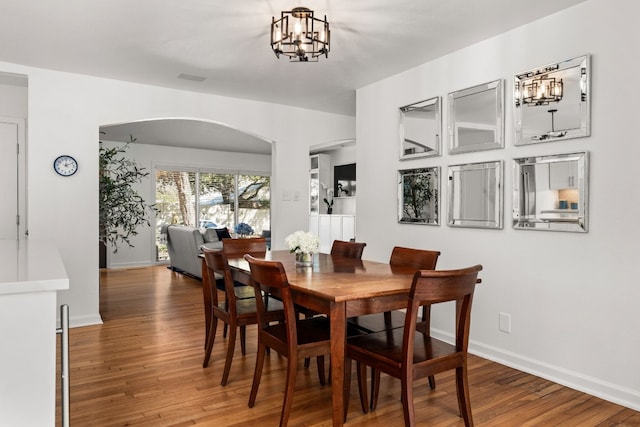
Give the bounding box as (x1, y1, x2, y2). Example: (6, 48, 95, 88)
(177, 73, 207, 82)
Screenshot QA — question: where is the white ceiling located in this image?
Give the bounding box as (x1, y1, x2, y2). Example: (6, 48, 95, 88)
(1, 0, 586, 151)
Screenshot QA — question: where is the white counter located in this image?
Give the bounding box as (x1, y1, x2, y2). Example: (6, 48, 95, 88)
(0, 239, 69, 295)
(0, 239, 69, 426)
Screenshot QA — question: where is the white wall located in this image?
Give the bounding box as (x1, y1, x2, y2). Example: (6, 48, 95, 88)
(356, 0, 639, 411)
(0, 61, 354, 327)
(100, 140, 272, 268)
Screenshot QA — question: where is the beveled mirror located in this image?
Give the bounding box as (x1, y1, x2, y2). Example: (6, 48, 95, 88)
(514, 55, 590, 145)
(513, 152, 588, 232)
(398, 167, 440, 225)
(448, 161, 502, 229)
(399, 97, 441, 159)
(448, 79, 504, 154)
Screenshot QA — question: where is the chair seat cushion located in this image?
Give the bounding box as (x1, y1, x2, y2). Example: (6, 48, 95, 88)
(215, 279, 255, 299)
(235, 297, 284, 319)
(264, 316, 331, 345)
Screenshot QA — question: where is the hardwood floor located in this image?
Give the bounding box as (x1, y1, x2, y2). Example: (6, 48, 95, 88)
(56, 265, 639, 426)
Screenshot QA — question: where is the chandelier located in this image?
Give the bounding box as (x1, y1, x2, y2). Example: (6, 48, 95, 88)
(521, 74, 563, 106)
(270, 7, 330, 62)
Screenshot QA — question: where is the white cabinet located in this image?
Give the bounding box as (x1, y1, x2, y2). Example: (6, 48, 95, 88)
(319, 215, 332, 253)
(310, 154, 331, 214)
(309, 215, 319, 238)
(549, 160, 579, 189)
(0, 240, 69, 426)
(342, 215, 355, 240)
(310, 214, 356, 253)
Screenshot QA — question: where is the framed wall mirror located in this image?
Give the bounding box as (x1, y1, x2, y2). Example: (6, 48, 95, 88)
(448, 79, 504, 154)
(398, 167, 440, 225)
(448, 161, 502, 229)
(514, 55, 590, 145)
(399, 97, 441, 159)
(513, 152, 589, 232)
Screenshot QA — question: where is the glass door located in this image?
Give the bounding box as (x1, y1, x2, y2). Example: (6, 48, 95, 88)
(155, 169, 271, 261)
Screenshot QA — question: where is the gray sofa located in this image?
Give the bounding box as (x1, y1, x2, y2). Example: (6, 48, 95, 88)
(166, 225, 224, 279)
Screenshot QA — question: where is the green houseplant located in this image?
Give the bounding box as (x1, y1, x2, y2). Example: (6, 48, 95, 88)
(99, 134, 155, 255)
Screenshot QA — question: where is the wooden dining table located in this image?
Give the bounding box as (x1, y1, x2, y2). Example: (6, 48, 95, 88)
(220, 250, 418, 427)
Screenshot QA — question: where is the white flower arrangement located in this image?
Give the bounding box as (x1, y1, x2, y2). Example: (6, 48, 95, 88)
(285, 230, 320, 254)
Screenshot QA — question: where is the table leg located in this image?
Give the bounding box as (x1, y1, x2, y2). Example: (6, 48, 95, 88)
(330, 301, 346, 427)
(201, 258, 211, 349)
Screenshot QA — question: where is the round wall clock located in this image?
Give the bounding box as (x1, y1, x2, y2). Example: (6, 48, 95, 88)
(53, 155, 78, 177)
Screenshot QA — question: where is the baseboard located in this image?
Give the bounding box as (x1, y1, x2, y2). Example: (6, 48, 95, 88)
(57, 313, 103, 328)
(431, 328, 640, 412)
(167, 266, 202, 281)
(107, 260, 156, 269)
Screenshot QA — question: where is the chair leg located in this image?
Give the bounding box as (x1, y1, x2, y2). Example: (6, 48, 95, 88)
(455, 365, 473, 426)
(370, 367, 381, 411)
(356, 362, 369, 414)
(240, 325, 247, 355)
(204, 309, 211, 350)
(401, 372, 416, 427)
(316, 356, 326, 386)
(428, 375, 436, 390)
(303, 311, 312, 369)
(279, 356, 298, 427)
(223, 301, 229, 338)
(343, 357, 352, 422)
(248, 342, 266, 408)
(383, 310, 393, 328)
(202, 317, 218, 368)
(421, 304, 436, 390)
(221, 325, 237, 386)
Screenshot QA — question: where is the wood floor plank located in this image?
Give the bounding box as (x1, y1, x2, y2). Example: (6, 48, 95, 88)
(54, 265, 638, 426)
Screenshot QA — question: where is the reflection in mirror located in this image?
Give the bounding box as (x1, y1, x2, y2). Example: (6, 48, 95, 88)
(513, 152, 588, 232)
(398, 167, 439, 225)
(448, 161, 502, 229)
(399, 97, 441, 159)
(514, 55, 590, 145)
(448, 79, 503, 154)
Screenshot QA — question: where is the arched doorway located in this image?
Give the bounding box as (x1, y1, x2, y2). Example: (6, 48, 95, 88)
(99, 118, 273, 268)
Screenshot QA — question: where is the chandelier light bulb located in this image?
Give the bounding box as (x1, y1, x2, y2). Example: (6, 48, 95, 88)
(537, 83, 547, 99)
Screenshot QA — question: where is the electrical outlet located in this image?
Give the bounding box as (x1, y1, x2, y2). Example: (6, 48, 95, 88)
(499, 312, 511, 334)
(282, 191, 290, 201)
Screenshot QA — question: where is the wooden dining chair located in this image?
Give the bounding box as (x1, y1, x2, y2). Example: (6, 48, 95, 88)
(244, 254, 332, 427)
(201, 248, 284, 386)
(219, 237, 268, 337)
(344, 264, 483, 426)
(349, 246, 440, 334)
(330, 239, 367, 259)
(299, 239, 368, 369)
(222, 237, 267, 259)
(346, 246, 441, 401)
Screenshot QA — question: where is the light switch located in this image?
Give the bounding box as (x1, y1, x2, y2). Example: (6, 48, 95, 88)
(282, 191, 290, 201)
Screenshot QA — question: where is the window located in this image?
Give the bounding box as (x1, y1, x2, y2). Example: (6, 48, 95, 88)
(155, 168, 270, 261)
